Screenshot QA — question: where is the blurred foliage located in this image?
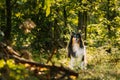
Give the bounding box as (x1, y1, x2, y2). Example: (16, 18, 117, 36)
(0, 0, 120, 79)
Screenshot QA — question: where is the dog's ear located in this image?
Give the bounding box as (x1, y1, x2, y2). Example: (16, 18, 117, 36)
(71, 32, 75, 36)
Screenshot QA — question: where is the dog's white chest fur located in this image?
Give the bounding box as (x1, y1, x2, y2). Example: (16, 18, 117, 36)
(72, 43, 84, 57)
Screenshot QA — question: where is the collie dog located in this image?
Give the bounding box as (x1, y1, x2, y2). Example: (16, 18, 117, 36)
(67, 32, 87, 70)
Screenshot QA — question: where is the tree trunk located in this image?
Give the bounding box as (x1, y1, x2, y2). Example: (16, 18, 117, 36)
(106, 0, 111, 38)
(63, 6, 67, 27)
(4, 0, 12, 44)
(106, 0, 117, 53)
(83, 11, 87, 40)
(106, 0, 116, 38)
(78, 11, 83, 31)
(77, 0, 87, 40)
(78, 11, 87, 40)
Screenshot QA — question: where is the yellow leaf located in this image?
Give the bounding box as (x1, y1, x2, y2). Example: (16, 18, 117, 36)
(44, 0, 52, 17)
(46, 6, 50, 17)
(0, 59, 5, 68)
(15, 12, 21, 17)
(7, 59, 16, 68)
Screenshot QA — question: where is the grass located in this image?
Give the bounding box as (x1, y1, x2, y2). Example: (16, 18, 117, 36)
(77, 46, 120, 80)
(53, 46, 120, 80)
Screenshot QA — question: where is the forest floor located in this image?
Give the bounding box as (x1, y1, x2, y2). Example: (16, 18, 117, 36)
(0, 43, 119, 80)
(52, 47, 120, 80)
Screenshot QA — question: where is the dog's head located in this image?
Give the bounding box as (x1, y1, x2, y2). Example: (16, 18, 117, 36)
(68, 32, 84, 57)
(71, 32, 82, 44)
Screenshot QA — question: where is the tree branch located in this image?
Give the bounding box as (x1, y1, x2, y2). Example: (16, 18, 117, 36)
(0, 42, 78, 77)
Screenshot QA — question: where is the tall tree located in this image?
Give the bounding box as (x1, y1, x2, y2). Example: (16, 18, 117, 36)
(78, 0, 87, 40)
(106, 0, 117, 38)
(105, 0, 117, 53)
(4, 0, 12, 44)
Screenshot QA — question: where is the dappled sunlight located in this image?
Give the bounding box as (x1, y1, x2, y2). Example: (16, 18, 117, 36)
(0, 0, 120, 79)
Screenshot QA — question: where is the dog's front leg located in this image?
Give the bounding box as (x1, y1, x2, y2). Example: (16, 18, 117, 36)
(69, 57, 75, 69)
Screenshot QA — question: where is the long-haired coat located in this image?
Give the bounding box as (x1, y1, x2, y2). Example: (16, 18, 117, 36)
(67, 32, 87, 70)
